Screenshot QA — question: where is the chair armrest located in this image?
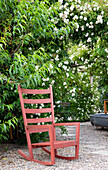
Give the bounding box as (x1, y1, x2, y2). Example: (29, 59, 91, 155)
(54, 122, 80, 141)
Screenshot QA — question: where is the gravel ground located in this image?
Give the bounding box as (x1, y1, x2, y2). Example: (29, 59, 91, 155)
(0, 122, 108, 170)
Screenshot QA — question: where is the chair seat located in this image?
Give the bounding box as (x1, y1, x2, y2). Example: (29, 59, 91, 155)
(32, 140, 77, 149)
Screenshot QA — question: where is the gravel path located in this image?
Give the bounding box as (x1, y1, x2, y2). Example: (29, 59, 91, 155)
(0, 122, 108, 170)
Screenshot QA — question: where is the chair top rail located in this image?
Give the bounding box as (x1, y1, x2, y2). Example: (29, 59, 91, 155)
(23, 98, 51, 104)
(25, 108, 52, 113)
(21, 88, 51, 94)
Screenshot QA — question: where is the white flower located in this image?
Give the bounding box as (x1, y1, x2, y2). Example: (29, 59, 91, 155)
(43, 77, 49, 81)
(73, 15, 78, 20)
(60, 13, 63, 18)
(80, 16, 83, 19)
(84, 17, 87, 21)
(86, 23, 89, 27)
(60, 36, 63, 40)
(64, 2, 68, 7)
(64, 18, 69, 24)
(63, 82, 67, 85)
(49, 64, 53, 69)
(51, 19, 54, 22)
(54, 27, 58, 31)
(81, 57, 83, 61)
(62, 65, 67, 70)
(58, 62, 62, 67)
(58, 0, 63, 4)
(35, 66, 39, 70)
(87, 37, 92, 42)
(81, 25, 84, 31)
(64, 61, 69, 65)
(81, 11, 84, 15)
(56, 50, 59, 53)
(59, 6, 63, 10)
(41, 104, 44, 107)
(74, 23, 79, 30)
(63, 11, 68, 18)
(101, 11, 104, 15)
(80, 7, 82, 11)
(66, 73, 69, 77)
(69, 54, 74, 60)
(42, 82, 45, 86)
(107, 22, 108, 25)
(70, 5, 74, 11)
(46, 77, 49, 81)
(55, 55, 59, 61)
(73, 88, 76, 92)
(105, 49, 108, 53)
(91, 33, 94, 36)
(89, 25, 94, 28)
(29, 47, 32, 50)
(51, 80, 55, 84)
(78, 0, 81, 4)
(96, 15, 103, 24)
(56, 101, 61, 104)
(72, 93, 75, 96)
(70, 13, 74, 16)
(97, 6, 99, 11)
(85, 33, 89, 37)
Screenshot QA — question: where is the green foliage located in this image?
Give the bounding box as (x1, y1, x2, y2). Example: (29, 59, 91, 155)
(0, 0, 108, 143)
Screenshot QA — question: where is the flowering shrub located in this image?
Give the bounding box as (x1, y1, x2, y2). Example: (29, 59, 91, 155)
(0, 0, 108, 142)
(40, 0, 108, 121)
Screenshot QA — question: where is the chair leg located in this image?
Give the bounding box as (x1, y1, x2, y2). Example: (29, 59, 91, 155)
(75, 145, 79, 159)
(49, 127, 55, 164)
(26, 131, 34, 159)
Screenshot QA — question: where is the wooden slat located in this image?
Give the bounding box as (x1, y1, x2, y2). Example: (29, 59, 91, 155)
(27, 128, 49, 133)
(26, 124, 52, 129)
(26, 124, 51, 133)
(31, 140, 77, 149)
(32, 141, 50, 147)
(27, 117, 52, 123)
(25, 108, 51, 113)
(54, 140, 77, 149)
(23, 98, 51, 104)
(21, 88, 50, 94)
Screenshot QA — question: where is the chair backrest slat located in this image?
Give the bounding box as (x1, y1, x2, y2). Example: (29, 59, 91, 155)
(23, 98, 51, 104)
(25, 108, 51, 114)
(27, 117, 52, 123)
(18, 85, 55, 126)
(21, 88, 50, 94)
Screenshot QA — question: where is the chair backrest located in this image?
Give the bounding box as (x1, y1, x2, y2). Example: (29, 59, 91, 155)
(18, 85, 55, 128)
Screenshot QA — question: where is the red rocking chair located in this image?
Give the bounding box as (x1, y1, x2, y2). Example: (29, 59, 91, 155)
(18, 85, 80, 165)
